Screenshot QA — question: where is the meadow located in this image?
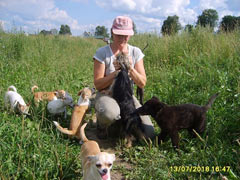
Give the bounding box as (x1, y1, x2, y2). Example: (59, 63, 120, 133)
(0, 28, 239, 179)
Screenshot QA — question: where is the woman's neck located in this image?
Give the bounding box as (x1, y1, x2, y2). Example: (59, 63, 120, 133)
(110, 43, 128, 55)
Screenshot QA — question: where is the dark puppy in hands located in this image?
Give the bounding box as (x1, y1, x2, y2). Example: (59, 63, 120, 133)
(134, 94, 218, 149)
(111, 52, 144, 147)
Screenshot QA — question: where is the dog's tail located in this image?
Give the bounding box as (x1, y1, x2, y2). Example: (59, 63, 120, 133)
(31, 85, 38, 93)
(204, 93, 219, 111)
(80, 123, 88, 142)
(53, 121, 76, 135)
(8, 85, 17, 92)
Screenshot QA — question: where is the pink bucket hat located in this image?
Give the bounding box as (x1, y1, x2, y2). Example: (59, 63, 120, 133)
(112, 16, 134, 36)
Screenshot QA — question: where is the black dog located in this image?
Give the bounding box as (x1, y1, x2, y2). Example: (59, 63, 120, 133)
(134, 94, 218, 149)
(111, 52, 144, 147)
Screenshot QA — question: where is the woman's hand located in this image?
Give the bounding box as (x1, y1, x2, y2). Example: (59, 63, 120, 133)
(113, 60, 121, 70)
(127, 56, 133, 70)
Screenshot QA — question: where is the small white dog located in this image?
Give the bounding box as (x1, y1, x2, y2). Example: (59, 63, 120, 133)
(4, 85, 30, 115)
(47, 91, 74, 119)
(80, 123, 115, 180)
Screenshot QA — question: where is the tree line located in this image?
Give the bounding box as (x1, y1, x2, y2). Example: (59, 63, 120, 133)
(162, 9, 240, 35)
(39, 9, 239, 37)
(40, 25, 72, 35)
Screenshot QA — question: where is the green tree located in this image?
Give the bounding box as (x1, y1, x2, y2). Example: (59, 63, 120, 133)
(197, 9, 218, 29)
(59, 25, 71, 35)
(161, 15, 181, 36)
(83, 31, 91, 37)
(184, 24, 194, 33)
(40, 30, 51, 35)
(220, 15, 240, 32)
(94, 26, 109, 37)
(50, 28, 58, 35)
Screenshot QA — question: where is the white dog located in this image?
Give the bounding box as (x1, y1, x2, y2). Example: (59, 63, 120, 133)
(80, 123, 115, 180)
(47, 91, 74, 119)
(4, 85, 30, 115)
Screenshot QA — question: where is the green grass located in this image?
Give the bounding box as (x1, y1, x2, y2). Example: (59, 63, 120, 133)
(0, 28, 239, 179)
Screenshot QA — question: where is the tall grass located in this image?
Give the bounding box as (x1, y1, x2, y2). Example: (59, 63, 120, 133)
(0, 28, 239, 179)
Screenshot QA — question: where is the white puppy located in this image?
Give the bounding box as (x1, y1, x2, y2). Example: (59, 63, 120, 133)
(4, 85, 30, 115)
(47, 91, 74, 119)
(80, 123, 115, 180)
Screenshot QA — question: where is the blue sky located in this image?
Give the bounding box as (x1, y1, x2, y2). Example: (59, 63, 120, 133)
(0, 0, 240, 36)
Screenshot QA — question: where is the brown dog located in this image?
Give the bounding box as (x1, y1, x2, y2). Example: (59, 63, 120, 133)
(80, 123, 115, 180)
(134, 94, 218, 149)
(53, 88, 93, 140)
(31, 85, 65, 103)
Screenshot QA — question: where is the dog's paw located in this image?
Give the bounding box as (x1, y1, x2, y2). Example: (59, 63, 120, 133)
(125, 140, 132, 148)
(124, 136, 133, 148)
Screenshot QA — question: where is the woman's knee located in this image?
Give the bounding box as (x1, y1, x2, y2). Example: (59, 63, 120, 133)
(95, 93, 121, 127)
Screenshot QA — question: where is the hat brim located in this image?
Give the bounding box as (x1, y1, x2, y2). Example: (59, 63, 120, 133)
(112, 29, 134, 36)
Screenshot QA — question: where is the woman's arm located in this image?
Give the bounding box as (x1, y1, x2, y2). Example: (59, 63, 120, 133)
(129, 59, 147, 89)
(93, 59, 119, 91)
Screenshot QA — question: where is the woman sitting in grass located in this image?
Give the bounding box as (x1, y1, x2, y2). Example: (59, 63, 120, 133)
(93, 15, 155, 140)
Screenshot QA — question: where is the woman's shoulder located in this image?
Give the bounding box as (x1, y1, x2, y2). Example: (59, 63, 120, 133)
(128, 44, 140, 51)
(128, 44, 143, 56)
(94, 45, 111, 62)
(96, 45, 110, 53)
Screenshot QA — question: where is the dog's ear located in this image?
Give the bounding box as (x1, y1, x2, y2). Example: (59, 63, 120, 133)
(87, 155, 97, 163)
(152, 96, 159, 100)
(77, 90, 83, 96)
(110, 154, 116, 161)
(16, 102, 23, 112)
(16, 101, 20, 108)
(58, 90, 66, 98)
(91, 87, 96, 95)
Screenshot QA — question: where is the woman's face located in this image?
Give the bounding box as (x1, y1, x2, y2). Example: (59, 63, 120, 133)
(112, 33, 130, 46)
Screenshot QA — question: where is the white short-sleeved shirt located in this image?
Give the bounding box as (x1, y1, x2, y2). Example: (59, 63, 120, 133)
(93, 44, 144, 76)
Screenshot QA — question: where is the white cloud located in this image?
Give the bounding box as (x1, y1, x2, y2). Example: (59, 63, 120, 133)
(95, 0, 240, 33)
(0, 0, 83, 35)
(179, 8, 198, 26)
(96, 0, 196, 32)
(40, 8, 69, 22)
(1, 0, 239, 35)
(112, 0, 136, 10)
(199, 0, 240, 15)
(199, 0, 227, 10)
(96, 0, 191, 15)
(218, 9, 235, 18)
(198, 0, 240, 22)
(132, 15, 162, 33)
(0, 0, 55, 18)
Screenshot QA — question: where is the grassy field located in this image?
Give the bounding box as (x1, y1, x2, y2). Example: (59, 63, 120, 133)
(0, 28, 239, 179)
